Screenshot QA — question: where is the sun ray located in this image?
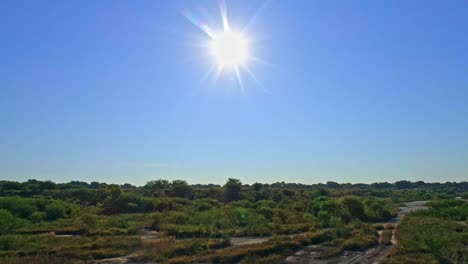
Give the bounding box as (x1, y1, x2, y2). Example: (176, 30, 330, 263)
(182, 10, 216, 39)
(250, 55, 276, 68)
(220, 0, 230, 32)
(241, 64, 270, 94)
(234, 65, 245, 95)
(200, 63, 218, 84)
(211, 64, 225, 85)
(242, 0, 271, 34)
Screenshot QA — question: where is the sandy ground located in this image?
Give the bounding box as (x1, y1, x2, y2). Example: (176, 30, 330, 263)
(230, 236, 271, 246)
(284, 201, 428, 264)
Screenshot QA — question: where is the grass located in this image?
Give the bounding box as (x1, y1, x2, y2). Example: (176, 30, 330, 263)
(0, 235, 140, 261)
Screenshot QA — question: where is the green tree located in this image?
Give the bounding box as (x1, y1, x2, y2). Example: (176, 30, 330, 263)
(45, 203, 67, 220)
(222, 178, 242, 203)
(144, 179, 170, 196)
(170, 180, 194, 199)
(338, 196, 365, 222)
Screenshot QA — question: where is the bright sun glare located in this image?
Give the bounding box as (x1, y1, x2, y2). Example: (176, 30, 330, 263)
(211, 31, 248, 67)
(184, 0, 267, 93)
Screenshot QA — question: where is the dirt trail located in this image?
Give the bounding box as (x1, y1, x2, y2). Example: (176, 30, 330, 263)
(230, 236, 271, 246)
(92, 230, 272, 263)
(93, 253, 140, 264)
(284, 201, 427, 264)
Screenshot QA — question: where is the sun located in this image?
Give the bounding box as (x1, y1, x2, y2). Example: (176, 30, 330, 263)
(211, 31, 248, 67)
(184, 0, 267, 93)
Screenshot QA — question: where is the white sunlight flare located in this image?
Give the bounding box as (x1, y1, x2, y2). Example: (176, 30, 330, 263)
(183, 0, 268, 93)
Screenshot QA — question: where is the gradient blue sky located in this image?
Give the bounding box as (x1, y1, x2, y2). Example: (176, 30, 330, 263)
(2, 0, 468, 185)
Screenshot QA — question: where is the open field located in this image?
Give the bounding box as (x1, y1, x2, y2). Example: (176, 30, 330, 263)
(0, 179, 466, 263)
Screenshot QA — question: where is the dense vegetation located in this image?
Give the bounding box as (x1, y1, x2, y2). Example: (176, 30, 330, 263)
(0, 179, 466, 263)
(390, 199, 468, 263)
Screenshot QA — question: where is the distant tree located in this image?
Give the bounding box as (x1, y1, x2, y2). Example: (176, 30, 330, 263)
(96, 185, 110, 203)
(222, 178, 242, 203)
(89, 181, 100, 189)
(144, 179, 170, 196)
(252, 182, 263, 191)
(121, 183, 136, 189)
(68, 181, 89, 188)
(100, 185, 132, 214)
(282, 189, 295, 198)
(353, 183, 368, 189)
(395, 180, 412, 189)
(252, 188, 269, 202)
(1, 181, 23, 191)
(70, 188, 95, 205)
(38, 181, 56, 190)
(326, 181, 340, 188)
(109, 184, 122, 198)
(370, 182, 393, 189)
(170, 180, 194, 199)
(414, 181, 425, 188)
(315, 187, 330, 197)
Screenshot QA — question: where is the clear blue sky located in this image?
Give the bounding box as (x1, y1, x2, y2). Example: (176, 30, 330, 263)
(2, 0, 468, 185)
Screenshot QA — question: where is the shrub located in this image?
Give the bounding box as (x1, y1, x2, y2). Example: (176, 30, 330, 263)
(30, 211, 46, 223)
(80, 213, 97, 231)
(341, 235, 377, 250)
(151, 212, 163, 230)
(45, 203, 67, 220)
(0, 209, 21, 234)
(108, 216, 130, 229)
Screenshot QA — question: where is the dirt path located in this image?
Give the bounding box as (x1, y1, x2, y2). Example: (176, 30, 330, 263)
(92, 229, 272, 263)
(92, 253, 140, 264)
(230, 236, 271, 246)
(284, 201, 427, 264)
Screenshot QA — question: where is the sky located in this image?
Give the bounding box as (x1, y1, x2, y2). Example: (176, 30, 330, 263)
(1, 0, 468, 185)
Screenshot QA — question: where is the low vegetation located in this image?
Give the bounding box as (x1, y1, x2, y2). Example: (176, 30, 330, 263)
(389, 200, 468, 263)
(0, 179, 466, 263)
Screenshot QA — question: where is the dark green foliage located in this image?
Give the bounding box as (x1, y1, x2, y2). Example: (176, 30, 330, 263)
(0, 197, 74, 222)
(412, 199, 468, 221)
(169, 180, 195, 199)
(363, 197, 393, 221)
(222, 178, 242, 203)
(0, 209, 23, 235)
(337, 196, 365, 222)
(45, 203, 67, 220)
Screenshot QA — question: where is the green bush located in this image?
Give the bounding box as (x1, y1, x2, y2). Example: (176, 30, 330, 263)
(45, 203, 67, 220)
(30, 211, 46, 222)
(108, 216, 130, 229)
(0, 209, 22, 234)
